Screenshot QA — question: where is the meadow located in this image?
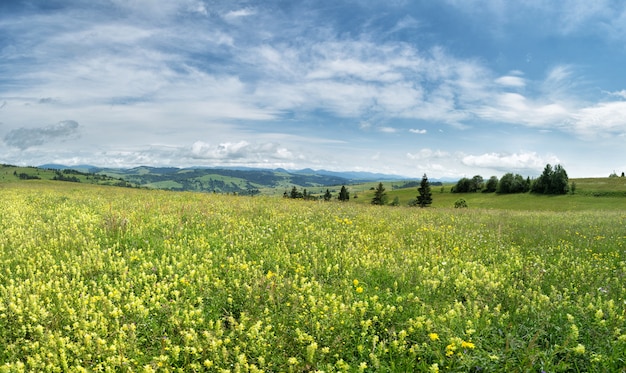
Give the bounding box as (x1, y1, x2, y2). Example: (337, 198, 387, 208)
(0, 181, 625, 372)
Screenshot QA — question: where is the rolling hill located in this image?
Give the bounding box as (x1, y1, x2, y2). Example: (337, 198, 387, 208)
(28, 164, 413, 194)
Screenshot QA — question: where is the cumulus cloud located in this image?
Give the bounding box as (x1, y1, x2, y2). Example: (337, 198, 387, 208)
(4, 120, 80, 150)
(461, 151, 560, 173)
(190, 141, 294, 161)
(406, 148, 450, 160)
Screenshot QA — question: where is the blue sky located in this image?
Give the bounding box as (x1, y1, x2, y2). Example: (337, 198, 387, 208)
(1, 0, 626, 178)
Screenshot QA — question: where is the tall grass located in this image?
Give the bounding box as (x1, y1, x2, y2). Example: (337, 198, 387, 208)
(0, 182, 624, 372)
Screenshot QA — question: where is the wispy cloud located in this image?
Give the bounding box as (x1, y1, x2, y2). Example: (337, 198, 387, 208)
(495, 75, 526, 88)
(378, 127, 397, 133)
(1, 1, 625, 177)
(609, 90, 626, 99)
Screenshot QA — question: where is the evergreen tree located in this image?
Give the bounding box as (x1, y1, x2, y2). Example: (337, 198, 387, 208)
(323, 189, 332, 201)
(416, 174, 432, 207)
(338, 185, 350, 202)
(371, 182, 388, 205)
(290, 186, 299, 199)
(531, 164, 569, 195)
(550, 164, 569, 194)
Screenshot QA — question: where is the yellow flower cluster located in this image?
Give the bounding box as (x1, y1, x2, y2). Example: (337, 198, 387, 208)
(0, 183, 624, 371)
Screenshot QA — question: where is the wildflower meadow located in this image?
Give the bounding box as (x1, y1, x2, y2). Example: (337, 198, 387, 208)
(0, 182, 625, 372)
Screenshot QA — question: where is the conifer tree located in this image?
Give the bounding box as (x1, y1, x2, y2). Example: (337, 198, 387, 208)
(416, 174, 432, 207)
(323, 189, 332, 201)
(338, 185, 350, 201)
(371, 182, 388, 205)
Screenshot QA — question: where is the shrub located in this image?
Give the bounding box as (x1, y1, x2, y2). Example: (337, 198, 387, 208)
(454, 198, 468, 208)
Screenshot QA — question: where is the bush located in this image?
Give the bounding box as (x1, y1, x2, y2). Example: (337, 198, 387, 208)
(454, 198, 468, 208)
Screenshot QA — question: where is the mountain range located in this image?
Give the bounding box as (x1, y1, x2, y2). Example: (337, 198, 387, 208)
(37, 164, 423, 195)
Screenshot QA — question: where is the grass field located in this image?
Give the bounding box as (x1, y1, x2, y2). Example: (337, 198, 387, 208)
(349, 178, 626, 211)
(1, 181, 625, 372)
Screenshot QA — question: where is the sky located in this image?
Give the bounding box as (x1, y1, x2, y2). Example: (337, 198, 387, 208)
(1, 0, 626, 179)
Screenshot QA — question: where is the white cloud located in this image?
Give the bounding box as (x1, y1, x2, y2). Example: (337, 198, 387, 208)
(224, 8, 256, 22)
(409, 128, 427, 134)
(406, 149, 449, 160)
(462, 151, 560, 173)
(495, 75, 525, 87)
(570, 101, 626, 137)
(378, 127, 397, 133)
(476, 92, 570, 127)
(189, 141, 296, 162)
(609, 90, 626, 99)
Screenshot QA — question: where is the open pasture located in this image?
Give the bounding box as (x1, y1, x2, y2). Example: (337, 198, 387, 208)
(0, 182, 625, 372)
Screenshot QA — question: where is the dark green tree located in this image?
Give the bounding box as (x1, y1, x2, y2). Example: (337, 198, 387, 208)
(451, 177, 471, 193)
(484, 176, 498, 193)
(338, 185, 350, 202)
(290, 186, 299, 199)
(531, 164, 569, 194)
(323, 189, 332, 201)
(470, 175, 484, 192)
(550, 164, 569, 194)
(416, 174, 432, 207)
(371, 182, 388, 205)
(497, 173, 529, 194)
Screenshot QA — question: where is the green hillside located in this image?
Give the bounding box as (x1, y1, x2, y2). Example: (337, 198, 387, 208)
(343, 178, 626, 211)
(0, 164, 135, 187)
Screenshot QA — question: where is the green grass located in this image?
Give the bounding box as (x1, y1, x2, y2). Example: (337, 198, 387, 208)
(350, 178, 626, 211)
(0, 164, 133, 187)
(0, 181, 625, 371)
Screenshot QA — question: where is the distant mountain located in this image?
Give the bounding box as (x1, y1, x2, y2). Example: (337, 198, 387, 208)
(291, 168, 409, 181)
(37, 164, 417, 194)
(39, 164, 101, 174)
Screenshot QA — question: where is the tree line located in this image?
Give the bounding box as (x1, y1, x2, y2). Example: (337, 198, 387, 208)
(283, 185, 357, 201)
(451, 164, 572, 195)
(284, 174, 434, 208)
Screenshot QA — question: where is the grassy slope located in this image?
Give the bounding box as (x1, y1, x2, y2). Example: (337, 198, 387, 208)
(0, 165, 132, 186)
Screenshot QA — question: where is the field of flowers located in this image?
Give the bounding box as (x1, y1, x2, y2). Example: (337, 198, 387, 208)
(1, 182, 625, 372)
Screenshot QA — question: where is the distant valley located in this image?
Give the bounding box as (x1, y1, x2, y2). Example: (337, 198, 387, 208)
(29, 164, 417, 195)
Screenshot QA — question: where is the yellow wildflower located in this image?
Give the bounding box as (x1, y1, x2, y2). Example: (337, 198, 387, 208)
(573, 344, 585, 355)
(428, 333, 439, 341)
